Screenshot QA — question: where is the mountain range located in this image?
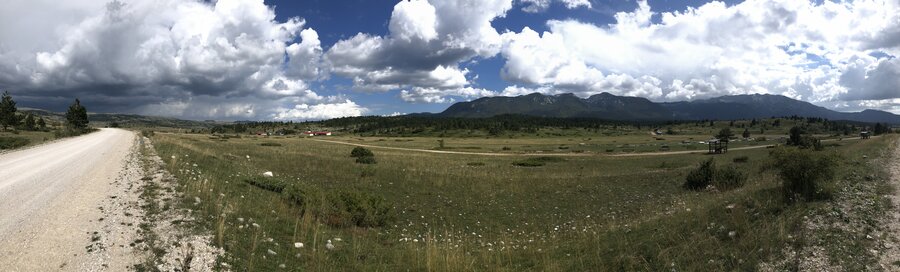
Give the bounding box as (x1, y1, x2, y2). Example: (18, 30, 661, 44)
(440, 93, 900, 124)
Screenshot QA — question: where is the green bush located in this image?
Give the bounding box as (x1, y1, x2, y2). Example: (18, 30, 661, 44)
(684, 159, 747, 190)
(733, 156, 749, 163)
(281, 184, 392, 228)
(339, 191, 393, 227)
(684, 159, 715, 190)
(259, 142, 282, 147)
(715, 166, 747, 190)
(0, 136, 29, 149)
(512, 161, 544, 167)
(350, 147, 374, 157)
(282, 183, 321, 212)
(141, 130, 155, 137)
(769, 147, 839, 202)
(512, 156, 565, 167)
(355, 156, 377, 164)
(244, 178, 287, 193)
(467, 162, 485, 166)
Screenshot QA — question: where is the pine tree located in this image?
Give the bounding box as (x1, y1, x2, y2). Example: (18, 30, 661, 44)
(66, 99, 89, 130)
(742, 128, 750, 139)
(0, 91, 17, 130)
(716, 128, 734, 142)
(37, 116, 46, 130)
(23, 114, 35, 131)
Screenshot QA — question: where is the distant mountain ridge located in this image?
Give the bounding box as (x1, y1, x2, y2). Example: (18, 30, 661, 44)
(440, 93, 900, 124)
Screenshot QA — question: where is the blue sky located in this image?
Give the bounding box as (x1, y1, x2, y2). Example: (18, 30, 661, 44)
(264, 0, 745, 115)
(0, 0, 898, 120)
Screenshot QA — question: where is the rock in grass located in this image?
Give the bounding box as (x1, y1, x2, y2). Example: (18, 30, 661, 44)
(263, 171, 273, 177)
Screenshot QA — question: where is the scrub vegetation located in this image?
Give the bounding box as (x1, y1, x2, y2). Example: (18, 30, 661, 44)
(146, 118, 897, 271)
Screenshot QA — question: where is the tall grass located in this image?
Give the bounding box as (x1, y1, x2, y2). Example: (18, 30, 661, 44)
(150, 132, 895, 270)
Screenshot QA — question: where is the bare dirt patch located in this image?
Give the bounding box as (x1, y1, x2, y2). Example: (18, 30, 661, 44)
(134, 136, 224, 271)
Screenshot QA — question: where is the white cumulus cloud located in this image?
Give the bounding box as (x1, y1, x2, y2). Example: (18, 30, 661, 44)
(0, 0, 358, 120)
(519, 0, 592, 13)
(272, 100, 366, 120)
(325, 0, 513, 103)
(497, 0, 900, 109)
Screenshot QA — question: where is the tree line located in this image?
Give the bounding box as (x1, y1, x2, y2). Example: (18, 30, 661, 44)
(0, 90, 89, 132)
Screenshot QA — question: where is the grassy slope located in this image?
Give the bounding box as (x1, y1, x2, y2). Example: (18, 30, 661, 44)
(151, 132, 894, 271)
(0, 130, 58, 150)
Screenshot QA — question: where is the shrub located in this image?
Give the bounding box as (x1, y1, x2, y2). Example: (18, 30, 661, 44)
(0, 136, 29, 149)
(513, 160, 544, 167)
(512, 156, 565, 167)
(684, 159, 716, 190)
(467, 162, 485, 166)
(769, 147, 839, 202)
(733, 156, 749, 163)
(141, 130, 155, 137)
(502, 146, 512, 151)
(282, 183, 321, 211)
(355, 156, 377, 164)
(350, 147, 374, 158)
(244, 178, 287, 193)
(339, 191, 393, 227)
(787, 126, 823, 150)
(281, 184, 393, 228)
(684, 159, 748, 190)
(715, 166, 747, 190)
(260, 142, 282, 147)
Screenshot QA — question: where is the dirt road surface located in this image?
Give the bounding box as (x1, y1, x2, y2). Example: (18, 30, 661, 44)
(0, 128, 141, 271)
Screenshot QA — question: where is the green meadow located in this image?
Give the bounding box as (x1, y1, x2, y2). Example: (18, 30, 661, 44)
(149, 129, 895, 271)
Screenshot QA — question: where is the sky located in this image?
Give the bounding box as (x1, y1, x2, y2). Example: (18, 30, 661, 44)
(0, 0, 898, 120)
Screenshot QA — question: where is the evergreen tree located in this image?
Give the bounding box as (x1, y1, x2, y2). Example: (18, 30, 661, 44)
(742, 128, 750, 139)
(0, 91, 17, 130)
(37, 116, 46, 130)
(65, 99, 89, 130)
(788, 126, 804, 146)
(716, 128, 734, 142)
(23, 114, 35, 131)
(874, 123, 889, 135)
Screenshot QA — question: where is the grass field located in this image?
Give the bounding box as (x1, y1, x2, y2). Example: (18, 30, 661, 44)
(150, 131, 894, 271)
(0, 130, 57, 150)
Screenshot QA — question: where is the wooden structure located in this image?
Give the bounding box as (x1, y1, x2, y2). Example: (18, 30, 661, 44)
(708, 139, 728, 154)
(860, 131, 871, 139)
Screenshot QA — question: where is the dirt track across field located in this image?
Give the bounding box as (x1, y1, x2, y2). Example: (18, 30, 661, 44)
(0, 128, 141, 271)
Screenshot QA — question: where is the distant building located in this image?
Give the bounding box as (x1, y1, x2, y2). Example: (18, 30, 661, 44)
(860, 131, 870, 139)
(305, 131, 332, 136)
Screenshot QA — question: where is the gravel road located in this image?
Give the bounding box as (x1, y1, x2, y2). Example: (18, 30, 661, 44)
(0, 128, 139, 271)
